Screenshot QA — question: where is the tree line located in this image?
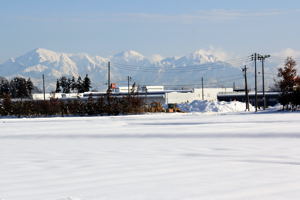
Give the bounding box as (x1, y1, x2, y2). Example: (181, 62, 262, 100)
(0, 74, 92, 99)
(276, 57, 300, 110)
(0, 95, 151, 117)
(55, 75, 91, 93)
(0, 74, 167, 117)
(0, 77, 35, 98)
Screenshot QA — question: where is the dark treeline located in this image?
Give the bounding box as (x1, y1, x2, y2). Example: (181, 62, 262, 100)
(0, 77, 37, 98)
(0, 95, 157, 117)
(276, 57, 300, 110)
(55, 75, 91, 93)
(0, 74, 92, 98)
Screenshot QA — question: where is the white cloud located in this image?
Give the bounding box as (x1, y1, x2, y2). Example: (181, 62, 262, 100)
(273, 48, 300, 58)
(201, 46, 229, 61)
(104, 9, 295, 24)
(270, 48, 300, 71)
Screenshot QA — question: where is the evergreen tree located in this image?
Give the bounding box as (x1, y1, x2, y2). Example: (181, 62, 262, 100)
(76, 76, 84, 93)
(0, 78, 10, 98)
(2, 94, 12, 115)
(70, 76, 76, 92)
(10, 77, 29, 98)
(55, 79, 61, 93)
(26, 78, 33, 97)
(1, 77, 37, 98)
(83, 74, 91, 92)
(60, 76, 71, 93)
(66, 78, 72, 93)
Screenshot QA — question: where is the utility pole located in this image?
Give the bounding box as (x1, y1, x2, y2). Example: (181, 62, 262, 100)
(251, 53, 258, 112)
(106, 61, 112, 105)
(127, 76, 132, 98)
(242, 66, 250, 111)
(42, 74, 46, 101)
(145, 87, 148, 108)
(107, 61, 111, 92)
(258, 55, 271, 110)
(201, 77, 204, 100)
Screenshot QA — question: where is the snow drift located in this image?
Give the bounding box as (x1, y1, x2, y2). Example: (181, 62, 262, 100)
(177, 100, 254, 113)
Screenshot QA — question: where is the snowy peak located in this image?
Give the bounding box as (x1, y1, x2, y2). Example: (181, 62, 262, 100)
(110, 50, 152, 68)
(150, 54, 165, 63)
(188, 49, 219, 63)
(116, 50, 144, 58)
(17, 48, 61, 64)
(156, 49, 228, 67)
(34, 48, 60, 60)
(15, 48, 107, 67)
(112, 50, 146, 62)
(175, 49, 221, 66)
(3, 48, 228, 68)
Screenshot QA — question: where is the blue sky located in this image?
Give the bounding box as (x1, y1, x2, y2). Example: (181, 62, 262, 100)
(1, 0, 300, 62)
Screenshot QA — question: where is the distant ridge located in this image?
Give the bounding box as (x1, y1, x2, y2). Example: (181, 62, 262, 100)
(0, 48, 246, 91)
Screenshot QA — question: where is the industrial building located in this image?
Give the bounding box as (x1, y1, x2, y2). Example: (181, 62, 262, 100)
(82, 86, 233, 105)
(32, 86, 233, 105)
(217, 91, 280, 107)
(32, 93, 83, 100)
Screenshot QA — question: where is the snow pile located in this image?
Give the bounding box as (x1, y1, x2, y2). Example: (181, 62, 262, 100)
(177, 100, 254, 113)
(266, 103, 283, 111)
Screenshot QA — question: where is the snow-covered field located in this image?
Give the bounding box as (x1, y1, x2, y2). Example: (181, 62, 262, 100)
(1, 111, 300, 200)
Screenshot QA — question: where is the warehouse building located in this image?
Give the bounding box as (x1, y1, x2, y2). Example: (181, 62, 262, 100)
(32, 86, 233, 105)
(217, 91, 280, 107)
(83, 86, 233, 105)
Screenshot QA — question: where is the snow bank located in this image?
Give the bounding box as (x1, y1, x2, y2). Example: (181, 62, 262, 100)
(177, 100, 254, 113)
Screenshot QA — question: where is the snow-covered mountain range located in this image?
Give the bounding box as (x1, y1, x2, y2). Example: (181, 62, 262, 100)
(0, 48, 274, 91)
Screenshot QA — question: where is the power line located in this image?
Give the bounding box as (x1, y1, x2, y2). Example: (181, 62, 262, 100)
(108, 55, 257, 89)
(136, 76, 245, 88)
(112, 62, 226, 69)
(113, 65, 227, 73)
(111, 56, 251, 69)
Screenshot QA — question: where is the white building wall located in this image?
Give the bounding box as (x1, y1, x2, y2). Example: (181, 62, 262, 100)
(165, 92, 195, 104)
(144, 86, 164, 92)
(32, 93, 52, 100)
(117, 86, 138, 93)
(165, 88, 233, 104)
(32, 93, 83, 100)
(193, 88, 233, 101)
